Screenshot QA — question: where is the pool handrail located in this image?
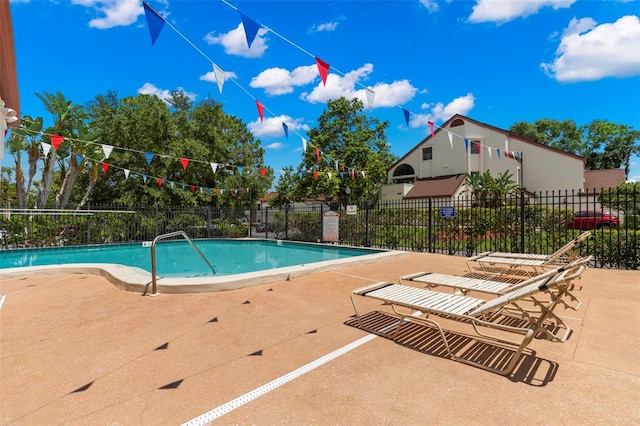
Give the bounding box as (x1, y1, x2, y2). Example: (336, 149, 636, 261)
(149, 231, 215, 295)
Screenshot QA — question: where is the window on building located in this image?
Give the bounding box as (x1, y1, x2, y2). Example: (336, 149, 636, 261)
(470, 141, 480, 154)
(422, 146, 433, 160)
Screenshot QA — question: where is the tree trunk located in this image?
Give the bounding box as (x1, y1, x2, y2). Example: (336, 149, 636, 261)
(37, 150, 57, 209)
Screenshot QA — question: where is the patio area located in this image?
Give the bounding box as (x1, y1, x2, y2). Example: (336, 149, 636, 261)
(1, 252, 638, 425)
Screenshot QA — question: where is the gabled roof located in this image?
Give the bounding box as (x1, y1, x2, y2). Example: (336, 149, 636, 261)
(583, 169, 626, 192)
(389, 114, 585, 172)
(404, 174, 466, 199)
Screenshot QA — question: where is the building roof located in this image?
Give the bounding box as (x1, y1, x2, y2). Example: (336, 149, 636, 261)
(1, 1, 20, 123)
(403, 174, 466, 199)
(389, 114, 585, 172)
(583, 169, 626, 192)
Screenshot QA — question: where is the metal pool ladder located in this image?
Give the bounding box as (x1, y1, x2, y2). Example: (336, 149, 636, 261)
(149, 231, 215, 296)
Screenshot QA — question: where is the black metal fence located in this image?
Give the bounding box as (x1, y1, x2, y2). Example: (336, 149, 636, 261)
(1, 187, 638, 269)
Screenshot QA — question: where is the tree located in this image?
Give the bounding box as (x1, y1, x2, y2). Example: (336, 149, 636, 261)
(294, 97, 396, 206)
(5, 115, 43, 208)
(465, 170, 519, 207)
(510, 118, 640, 179)
(599, 182, 640, 215)
(85, 92, 272, 208)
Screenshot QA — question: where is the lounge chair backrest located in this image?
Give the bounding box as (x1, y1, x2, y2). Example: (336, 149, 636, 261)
(546, 231, 591, 263)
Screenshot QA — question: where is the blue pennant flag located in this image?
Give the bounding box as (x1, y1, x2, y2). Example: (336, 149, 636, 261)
(237, 166, 243, 175)
(144, 152, 154, 165)
(402, 108, 410, 126)
(496, 148, 501, 159)
(282, 122, 289, 140)
(75, 154, 83, 164)
(464, 138, 469, 152)
(240, 12, 261, 49)
(142, 2, 166, 45)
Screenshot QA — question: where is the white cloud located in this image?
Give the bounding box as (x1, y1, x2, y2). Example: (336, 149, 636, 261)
(71, 0, 144, 29)
(265, 142, 285, 150)
(468, 0, 575, 24)
(410, 93, 476, 128)
(419, 0, 440, 13)
(137, 82, 197, 104)
(204, 23, 269, 58)
(248, 115, 310, 139)
(541, 15, 640, 82)
(250, 65, 318, 96)
(309, 20, 340, 33)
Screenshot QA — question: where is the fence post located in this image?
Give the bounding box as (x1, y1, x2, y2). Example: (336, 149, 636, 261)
(285, 203, 289, 239)
(86, 201, 91, 244)
(520, 191, 525, 253)
(428, 197, 433, 253)
(365, 201, 370, 247)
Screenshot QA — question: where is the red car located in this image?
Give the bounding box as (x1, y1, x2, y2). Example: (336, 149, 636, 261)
(568, 211, 620, 229)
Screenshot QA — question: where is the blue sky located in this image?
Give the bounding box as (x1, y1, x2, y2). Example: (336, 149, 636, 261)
(5, 0, 640, 183)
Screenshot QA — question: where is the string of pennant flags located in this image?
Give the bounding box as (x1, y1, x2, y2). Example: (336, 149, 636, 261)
(142, 0, 523, 177)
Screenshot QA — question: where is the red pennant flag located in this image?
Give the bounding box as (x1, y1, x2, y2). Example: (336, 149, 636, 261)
(341, 164, 345, 172)
(428, 121, 435, 137)
(50, 135, 64, 150)
(213, 188, 219, 195)
(256, 100, 264, 123)
(313, 171, 318, 180)
(180, 158, 189, 170)
(350, 169, 355, 179)
(102, 162, 109, 173)
(191, 185, 195, 193)
(230, 189, 235, 195)
(505, 151, 511, 159)
(315, 147, 320, 163)
(157, 178, 163, 187)
(260, 167, 266, 177)
(315, 57, 330, 86)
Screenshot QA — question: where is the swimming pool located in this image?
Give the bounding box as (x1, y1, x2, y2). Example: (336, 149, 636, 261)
(0, 239, 406, 293)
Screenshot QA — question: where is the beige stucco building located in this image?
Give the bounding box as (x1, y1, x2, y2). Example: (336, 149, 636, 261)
(383, 114, 590, 202)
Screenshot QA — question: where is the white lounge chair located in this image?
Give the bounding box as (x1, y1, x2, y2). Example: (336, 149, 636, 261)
(350, 268, 580, 375)
(466, 232, 591, 276)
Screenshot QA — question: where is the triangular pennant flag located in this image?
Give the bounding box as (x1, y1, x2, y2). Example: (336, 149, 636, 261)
(142, 174, 148, 183)
(301, 137, 307, 152)
(326, 156, 331, 167)
(255, 100, 264, 123)
(328, 172, 332, 179)
(365, 87, 375, 112)
(497, 148, 501, 159)
(237, 166, 243, 175)
(339, 171, 344, 179)
(448, 131, 453, 149)
(180, 158, 189, 170)
(191, 185, 195, 193)
(334, 160, 338, 170)
(142, 2, 166, 45)
(315, 57, 330, 86)
(402, 108, 410, 126)
(280, 170, 286, 177)
(260, 167, 266, 177)
(488, 147, 492, 159)
(181, 184, 185, 190)
(75, 153, 83, 164)
(361, 171, 366, 177)
(210, 162, 218, 173)
(505, 151, 511, 159)
(350, 169, 355, 179)
(145, 152, 154, 164)
(239, 12, 261, 49)
(282, 122, 288, 139)
(428, 121, 435, 137)
(477, 142, 481, 151)
(102, 162, 109, 173)
(157, 177, 163, 187)
(170, 181, 174, 189)
(464, 138, 469, 152)
(315, 147, 320, 163)
(313, 171, 318, 180)
(50, 135, 63, 150)
(124, 169, 130, 179)
(213, 188, 219, 195)
(213, 64, 225, 94)
(101, 144, 113, 159)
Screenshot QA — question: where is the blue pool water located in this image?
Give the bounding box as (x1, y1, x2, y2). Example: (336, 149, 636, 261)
(0, 239, 382, 277)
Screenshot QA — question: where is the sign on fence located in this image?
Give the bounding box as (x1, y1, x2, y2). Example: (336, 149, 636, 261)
(440, 207, 456, 218)
(322, 211, 339, 242)
(346, 205, 357, 215)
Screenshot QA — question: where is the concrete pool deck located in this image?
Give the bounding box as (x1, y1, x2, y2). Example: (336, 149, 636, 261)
(1, 252, 638, 425)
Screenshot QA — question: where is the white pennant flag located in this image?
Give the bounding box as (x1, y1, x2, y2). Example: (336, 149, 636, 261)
(124, 169, 130, 179)
(301, 137, 307, 152)
(487, 146, 492, 159)
(328, 172, 332, 179)
(170, 181, 174, 189)
(213, 64, 225, 94)
(280, 170, 286, 177)
(101, 144, 113, 159)
(361, 171, 366, 177)
(447, 131, 453, 149)
(210, 162, 218, 173)
(365, 87, 375, 112)
(41, 142, 51, 157)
